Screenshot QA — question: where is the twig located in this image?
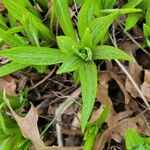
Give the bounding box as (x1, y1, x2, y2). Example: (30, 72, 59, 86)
(28, 67, 56, 91)
(56, 118, 63, 147)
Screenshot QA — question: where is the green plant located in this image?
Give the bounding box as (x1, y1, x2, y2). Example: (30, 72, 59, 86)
(125, 129, 150, 150)
(0, 92, 31, 150)
(0, 0, 135, 132)
(83, 105, 110, 150)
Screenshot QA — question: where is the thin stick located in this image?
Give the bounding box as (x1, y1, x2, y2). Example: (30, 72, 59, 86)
(115, 59, 150, 110)
(28, 67, 56, 91)
(56, 118, 63, 147)
(109, 29, 150, 110)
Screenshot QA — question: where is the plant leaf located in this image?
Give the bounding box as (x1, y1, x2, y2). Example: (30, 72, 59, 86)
(80, 28, 93, 49)
(125, 14, 141, 31)
(146, 4, 150, 26)
(79, 61, 97, 131)
(0, 28, 27, 46)
(125, 129, 144, 150)
(57, 36, 80, 56)
(0, 46, 67, 65)
(57, 55, 83, 74)
(100, 0, 116, 9)
(2, 0, 54, 43)
(53, 0, 75, 39)
(78, 0, 97, 38)
(0, 138, 13, 150)
(92, 45, 134, 61)
(123, 0, 142, 8)
(0, 14, 8, 30)
(0, 62, 28, 77)
(23, 13, 39, 46)
(143, 24, 150, 47)
(89, 13, 118, 45)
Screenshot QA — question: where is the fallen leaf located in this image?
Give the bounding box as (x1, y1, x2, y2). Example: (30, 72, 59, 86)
(0, 76, 17, 96)
(96, 72, 112, 105)
(3, 89, 45, 150)
(94, 113, 150, 150)
(125, 61, 143, 98)
(110, 71, 131, 104)
(92, 72, 115, 122)
(0, 2, 5, 12)
(3, 89, 82, 150)
(141, 70, 150, 101)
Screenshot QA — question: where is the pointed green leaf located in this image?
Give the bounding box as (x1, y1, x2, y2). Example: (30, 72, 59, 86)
(146, 4, 150, 26)
(80, 28, 93, 49)
(89, 13, 118, 45)
(0, 28, 27, 46)
(0, 46, 67, 65)
(101, 0, 116, 9)
(0, 14, 8, 30)
(125, 14, 141, 31)
(0, 138, 13, 150)
(57, 55, 83, 74)
(53, 0, 75, 39)
(8, 11, 17, 27)
(143, 24, 150, 47)
(23, 13, 39, 46)
(0, 62, 28, 77)
(57, 36, 80, 56)
(125, 129, 144, 150)
(79, 61, 97, 131)
(123, 0, 142, 8)
(78, 0, 97, 38)
(2, 0, 54, 43)
(92, 45, 134, 61)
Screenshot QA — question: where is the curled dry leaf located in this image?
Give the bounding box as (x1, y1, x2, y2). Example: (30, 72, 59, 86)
(3, 89, 82, 150)
(0, 76, 17, 96)
(141, 70, 150, 101)
(3, 90, 46, 150)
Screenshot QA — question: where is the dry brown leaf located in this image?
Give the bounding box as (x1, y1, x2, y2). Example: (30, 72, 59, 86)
(0, 76, 17, 96)
(125, 61, 143, 98)
(141, 70, 150, 101)
(110, 72, 131, 104)
(3, 90, 46, 150)
(93, 72, 116, 122)
(3, 89, 82, 150)
(96, 72, 112, 105)
(94, 114, 150, 150)
(0, 2, 5, 12)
